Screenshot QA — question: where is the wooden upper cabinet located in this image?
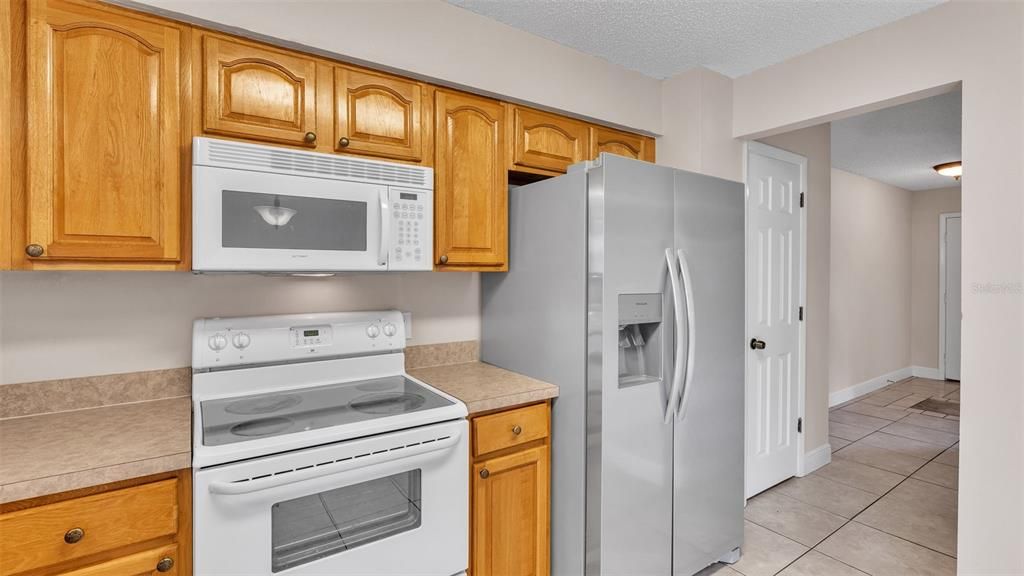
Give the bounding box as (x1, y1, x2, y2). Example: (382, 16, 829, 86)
(202, 34, 320, 147)
(24, 0, 184, 264)
(590, 125, 656, 163)
(434, 90, 507, 271)
(334, 66, 430, 163)
(508, 105, 589, 175)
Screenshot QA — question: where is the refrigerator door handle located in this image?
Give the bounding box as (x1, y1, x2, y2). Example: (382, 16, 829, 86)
(664, 248, 686, 423)
(674, 248, 697, 421)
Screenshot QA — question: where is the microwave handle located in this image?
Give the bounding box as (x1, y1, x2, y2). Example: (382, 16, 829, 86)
(207, 431, 460, 496)
(378, 189, 390, 267)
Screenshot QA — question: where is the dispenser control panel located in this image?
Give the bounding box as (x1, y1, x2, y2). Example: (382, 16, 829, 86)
(619, 293, 663, 324)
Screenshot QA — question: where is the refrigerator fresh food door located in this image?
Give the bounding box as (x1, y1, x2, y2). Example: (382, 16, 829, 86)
(671, 170, 745, 575)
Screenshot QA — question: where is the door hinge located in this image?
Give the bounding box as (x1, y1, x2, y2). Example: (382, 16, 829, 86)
(797, 417, 803, 433)
(799, 306, 804, 321)
(799, 192, 805, 208)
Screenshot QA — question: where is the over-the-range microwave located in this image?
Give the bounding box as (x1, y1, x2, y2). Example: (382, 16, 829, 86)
(192, 137, 433, 273)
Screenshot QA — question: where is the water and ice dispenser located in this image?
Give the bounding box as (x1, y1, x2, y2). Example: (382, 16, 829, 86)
(618, 293, 664, 387)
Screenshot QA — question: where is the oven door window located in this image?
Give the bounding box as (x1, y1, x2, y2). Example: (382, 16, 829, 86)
(222, 190, 367, 251)
(271, 470, 422, 572)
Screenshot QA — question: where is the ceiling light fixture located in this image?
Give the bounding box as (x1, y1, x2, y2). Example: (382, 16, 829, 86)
(933, 161, 962, 181)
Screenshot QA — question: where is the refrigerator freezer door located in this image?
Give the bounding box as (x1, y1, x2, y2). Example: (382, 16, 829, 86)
(671, 171, 745, 575)
(588, 154, 676, 576)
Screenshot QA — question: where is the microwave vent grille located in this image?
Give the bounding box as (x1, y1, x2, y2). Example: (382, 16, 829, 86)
(204, 139, 429, 188)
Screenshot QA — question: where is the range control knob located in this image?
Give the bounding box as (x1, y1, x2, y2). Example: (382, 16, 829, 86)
(366, 324, 381, 339)
(232, 332, 252, 349)
(208, 333, 228, 351)
(383, 322, 397, 337)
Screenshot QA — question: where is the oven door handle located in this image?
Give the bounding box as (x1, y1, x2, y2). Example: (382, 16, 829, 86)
(207, 431, 461, 496)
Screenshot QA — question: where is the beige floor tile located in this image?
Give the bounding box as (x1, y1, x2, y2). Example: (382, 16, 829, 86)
(773, 474, 878, 518)
(830, 436, 852, 452)
(911, 461, 959, 489)
(858, 431, 946, 460)
(860, 389, 912, 406)
(834, 442, 928, 476)
(813, 457, 905, 495)
(899, 412, 961, 434)
(776, 550, 868, 576)
(828, 421, 875, 442)
(695, 563, 744, 576)
(888, 394, 930, 408)
(829, 410, 892, 430)
(855, 478, 958, 557)
(947, 415, 960, 420)
(817, 522, 957, 576)
(744, 490, 846, 547)
(840, 401, 909, 421)
(922, 410, 948, 418)
(881, 421, 958, 447)
(945, 390, 961, 401)
(934, 443, 959, 467)
(905, 408, 924, 413)
(728, 520, 807, 576)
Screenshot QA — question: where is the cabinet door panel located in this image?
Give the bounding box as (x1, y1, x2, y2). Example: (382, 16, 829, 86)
(590, 126, 655, 162)
(434, 90, 506, 270)
(472, 445, 550, 576)
(202, 34, 318, 146)
(26, 0, 182, 262)
(334, 67, 427, 162)
(511, 106, 588, 174)
(56, 545, 179, 576)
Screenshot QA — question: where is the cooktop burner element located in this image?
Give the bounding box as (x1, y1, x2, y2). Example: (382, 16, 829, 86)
(350, 392, 426, 415)
(224, 394, 302, 415)
(230, 417, 294, 437)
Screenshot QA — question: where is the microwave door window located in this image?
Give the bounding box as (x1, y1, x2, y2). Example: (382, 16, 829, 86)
(221, 190, 367, 251)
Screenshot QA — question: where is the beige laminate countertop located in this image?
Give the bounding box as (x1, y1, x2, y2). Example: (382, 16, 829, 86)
(0, 397, 191, 504)
(410, 361, 558, 415)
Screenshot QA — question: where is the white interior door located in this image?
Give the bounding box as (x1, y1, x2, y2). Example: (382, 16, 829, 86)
(745, 143, 805, 498)
(943, 214, 962, 381)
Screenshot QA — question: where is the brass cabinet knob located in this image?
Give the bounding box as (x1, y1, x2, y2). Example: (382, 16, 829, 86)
(303, 131, 317, 144)
(338, 137, 350, 148)
(750, 338, 766, 350)
(439, 255, 448, 265)
(512, 425, 522, 435)
(64, 527, 84, 544)
(25, 244, 44, 257)
(156, 557, 175, 573)
(479, 468, 490, 479)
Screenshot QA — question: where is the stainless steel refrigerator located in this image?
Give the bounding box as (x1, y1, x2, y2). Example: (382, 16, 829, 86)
(481, 153, 744, 576)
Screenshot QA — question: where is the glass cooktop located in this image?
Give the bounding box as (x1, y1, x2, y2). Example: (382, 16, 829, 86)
(201, 375, 453, 447)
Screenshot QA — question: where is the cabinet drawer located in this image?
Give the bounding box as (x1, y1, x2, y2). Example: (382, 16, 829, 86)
(473, 403, 549, 457)
(55, 544, 178, 576)
(0, 479, 178, 575)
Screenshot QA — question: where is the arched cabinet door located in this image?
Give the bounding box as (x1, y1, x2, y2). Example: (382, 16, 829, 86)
(202, 34, 319, 147)
(434, 90, 507, 271)
(509, 105, 589, 175)
(334, 66, 431, 163)
(590, 125, 656, 163)
(25, 0, 185, 264)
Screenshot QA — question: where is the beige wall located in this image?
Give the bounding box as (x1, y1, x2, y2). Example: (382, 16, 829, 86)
(659, 67, 743, 181)
(911, 187, 962, 370)
(124, 0, 662, 134)
(733, 2, 1024, 569)
(829, 169, 912, 394)
(0, 272, 480, 384)
(758, 125, 831, 454)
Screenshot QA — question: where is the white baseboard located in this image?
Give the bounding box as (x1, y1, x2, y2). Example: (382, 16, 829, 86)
(912, 366, 944, 380)
(799, 443, 832, 476)
(829, 366, 914, 407)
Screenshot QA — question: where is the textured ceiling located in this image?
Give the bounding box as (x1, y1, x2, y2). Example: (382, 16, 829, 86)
(831, 91, 962, 191)
(444, 0, 944, 79)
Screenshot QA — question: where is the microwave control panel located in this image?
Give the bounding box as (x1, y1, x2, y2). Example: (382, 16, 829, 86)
(389, 188, 433, 270)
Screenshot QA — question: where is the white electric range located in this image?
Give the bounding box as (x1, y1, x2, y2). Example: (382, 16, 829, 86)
(191, 311, 468, 576)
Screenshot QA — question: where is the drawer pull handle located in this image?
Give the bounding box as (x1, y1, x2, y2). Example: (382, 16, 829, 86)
(303, 131, 317, 144)
(156, 556, 175, 572)
(25, 244, 44, 257)
(338, 137, 351, 148)
(64, 527, 84, 544)
(512, 425, 522, 435)
(479, 468, 490, 479)
(439, 255, 448, 265)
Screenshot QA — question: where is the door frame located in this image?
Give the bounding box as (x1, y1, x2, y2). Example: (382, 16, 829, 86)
(938, 211, 961, 381)
(743, 141, 809, 485)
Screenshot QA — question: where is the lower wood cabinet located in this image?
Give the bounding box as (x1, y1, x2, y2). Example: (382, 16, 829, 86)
(0, 470, 191, 576)
(470, 402, 550, 576)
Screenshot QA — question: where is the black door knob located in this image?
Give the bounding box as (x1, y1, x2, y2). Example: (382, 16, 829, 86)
(750, 338, 766, 350)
